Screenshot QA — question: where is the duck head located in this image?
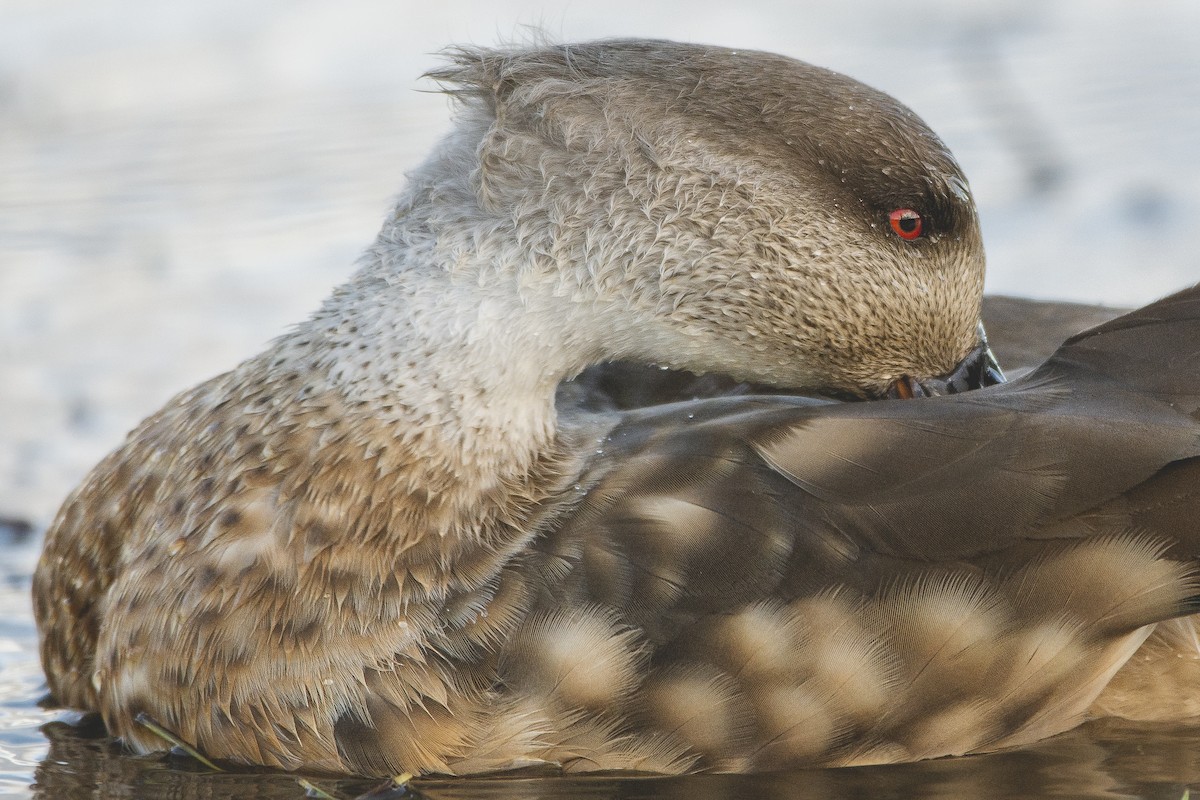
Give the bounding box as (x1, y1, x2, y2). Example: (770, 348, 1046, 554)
(422, 39, 1001, 400)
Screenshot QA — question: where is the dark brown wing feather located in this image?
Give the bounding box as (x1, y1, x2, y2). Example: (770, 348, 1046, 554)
(566, 283, 1200, 593)
(1037, 286, 1200, 418)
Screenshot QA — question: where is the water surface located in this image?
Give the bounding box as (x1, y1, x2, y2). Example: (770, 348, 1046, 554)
(22, 716, 1200, 799)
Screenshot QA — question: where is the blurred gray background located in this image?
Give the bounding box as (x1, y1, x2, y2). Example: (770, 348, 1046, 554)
(3, 0, 1199, 526)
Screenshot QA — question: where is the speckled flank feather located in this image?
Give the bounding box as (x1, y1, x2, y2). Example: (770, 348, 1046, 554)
(31, 38, 1200, 778)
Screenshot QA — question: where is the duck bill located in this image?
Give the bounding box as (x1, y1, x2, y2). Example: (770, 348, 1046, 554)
(886, 323, 1005, 399)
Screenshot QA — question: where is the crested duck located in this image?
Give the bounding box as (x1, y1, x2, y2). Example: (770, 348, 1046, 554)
(33, 40, 1200, 777)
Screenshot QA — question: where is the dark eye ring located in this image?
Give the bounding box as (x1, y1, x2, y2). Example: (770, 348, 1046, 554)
(888, 208, 923, 241)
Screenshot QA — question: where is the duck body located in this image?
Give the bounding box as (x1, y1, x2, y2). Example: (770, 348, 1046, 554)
(32, 40, 1200, 776)
(548, 309, 1200, 770)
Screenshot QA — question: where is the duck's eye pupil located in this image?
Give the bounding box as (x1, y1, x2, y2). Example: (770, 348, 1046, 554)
(888, 208, 924, 240)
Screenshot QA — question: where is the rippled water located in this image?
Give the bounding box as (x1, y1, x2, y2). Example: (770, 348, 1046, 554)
(4, 1, 1200, 798)
(16, 718, 1200, 799)
(0, 525, 48, 800)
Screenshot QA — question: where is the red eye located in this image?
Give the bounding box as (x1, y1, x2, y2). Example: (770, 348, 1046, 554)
(889, 208, 923, 240)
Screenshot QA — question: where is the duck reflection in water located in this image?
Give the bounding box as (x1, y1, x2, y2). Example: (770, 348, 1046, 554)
(31, 40, 1200, 778)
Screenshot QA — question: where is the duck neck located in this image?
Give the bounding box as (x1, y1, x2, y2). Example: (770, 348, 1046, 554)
(277, 249, 597, 536)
